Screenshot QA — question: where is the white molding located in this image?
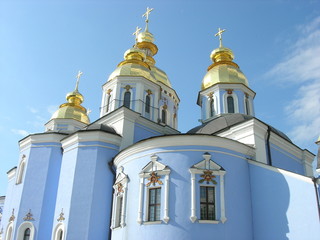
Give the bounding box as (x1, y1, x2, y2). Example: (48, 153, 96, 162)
(17, 221, 35, 240)
(189, 153, 226, 224)
(5, 222, 14, 240)
(114, 135, 255, 166)
(61, 131, 121, 151)
(138, 155, 171, 224)
(52, 222, 65, 240)
(19, 133, 65, 152)
(223, 91, 239, 114)
(198, 220, 220, 224)
(7, 168, 17, 180)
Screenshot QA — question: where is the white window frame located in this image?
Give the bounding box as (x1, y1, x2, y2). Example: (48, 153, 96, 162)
(206, 94, 217, 119)
(137, 155, 170, 225)
(16, 155, 26, 185)
(5, 222, 14, 240)
(189, 152, 226, 224)
(111, 167, 128, 229)
(223, 91, 239, 113)
(17, 221, 35, 240)
(52, 222, 65, 240)
(244, 94, 252, 116)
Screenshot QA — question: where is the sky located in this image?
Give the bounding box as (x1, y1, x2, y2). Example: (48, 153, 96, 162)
(0, 0, 320, 196)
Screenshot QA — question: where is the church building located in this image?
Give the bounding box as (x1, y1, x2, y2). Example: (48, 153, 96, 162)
(1, 8, 320, 240)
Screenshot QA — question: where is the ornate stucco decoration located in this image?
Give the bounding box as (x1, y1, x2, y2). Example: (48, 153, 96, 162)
(57, 209, 65, 222)
(9, 209, 15, 222)
(146, 171, 163, 187)
(116, 183, 124, 196)
(23, 209, 34, 221)
(199, 170, 217, 184)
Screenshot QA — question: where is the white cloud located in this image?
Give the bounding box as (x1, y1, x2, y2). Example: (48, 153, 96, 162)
(11, 129, 29, 136)
(27, 106, 38, 114)
(266, 16, 320, 148)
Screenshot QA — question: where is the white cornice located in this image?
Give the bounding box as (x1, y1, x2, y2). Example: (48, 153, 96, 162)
(114, 135, 255, 166)
(61, 130, 121, 150)
(7, 167, 17, 180)
(19, 133, 66, 151)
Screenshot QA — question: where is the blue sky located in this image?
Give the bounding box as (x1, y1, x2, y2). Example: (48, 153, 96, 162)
(1, 0, 320, 196)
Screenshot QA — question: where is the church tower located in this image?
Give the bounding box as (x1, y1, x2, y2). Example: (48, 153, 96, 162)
(98, 8, 180, 149)
(45, 71, 90, 133)
(197, 28, 255, 122)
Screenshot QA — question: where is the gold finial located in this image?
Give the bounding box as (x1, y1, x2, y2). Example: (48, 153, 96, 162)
(142, 7, 154, 31)
(133, 26, 142, 45)
(75, 70, 83, 91)
(215, 28, 226, 47)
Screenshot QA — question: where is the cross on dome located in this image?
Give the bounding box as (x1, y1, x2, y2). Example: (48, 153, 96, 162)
(215, 28, 226, 47)
(75, 70, 83, 91)
(132, 26, 142, 44)
(142, 7, 153, 22)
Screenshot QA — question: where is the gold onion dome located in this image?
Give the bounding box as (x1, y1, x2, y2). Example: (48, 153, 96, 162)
(108, 46, 157, 83)
(51, 72, 90, 124)
(201, 28, 249, 90)
(109, 8, 172, 88)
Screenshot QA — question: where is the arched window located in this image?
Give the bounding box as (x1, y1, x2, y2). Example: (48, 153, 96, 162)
(53, 223, 65, 240)
(227, 96, 235, 113)
(16, 156, 26, 184)
(23, 228, 31, 240)
(123, 91, 131, 109)
(209, 98, 215, 117)
(5, 223, 13, 240)
(106, 94, 111, 113)
(17, 222, 34, 240)
(161, 109, 167, 124)
(245, 98, 250, 115)
(145, 95, 151, 114)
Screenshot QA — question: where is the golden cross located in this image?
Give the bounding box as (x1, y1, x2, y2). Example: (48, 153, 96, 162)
(75, 70, 83, 91)
(132, 26, 142, 44)
(215, 28, 226, 47)
(142, 7, 153, 22)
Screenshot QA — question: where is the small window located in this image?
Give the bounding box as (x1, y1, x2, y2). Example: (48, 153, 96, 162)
(124, 91, 131, 108)
(210, 98, 215, 117)
(58, 230, 63, 240)
(200, 186, 215, 220)
(245, 98, 250, 115)
(227, 96, 235, 113)
(106, 94, 111, 113)
(16, 156, 26, 184)
(148, 188, 161, 221)
(23, 228, 31, 240)
(145, 95, 151, 114)
(161, 109, 167, 124)
(115, 196, 123, 228)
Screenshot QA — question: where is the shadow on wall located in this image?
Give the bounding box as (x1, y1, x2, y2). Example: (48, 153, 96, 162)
(249, 163, 290, 240)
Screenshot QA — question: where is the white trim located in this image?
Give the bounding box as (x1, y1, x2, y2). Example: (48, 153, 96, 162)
(111, 168, 128, 229)
(5, 222, 14, 240)
(189, 153, 226, 224)
(19, 133, 65, 152)
(138, 155, 171, 224)
(206, 94, 217, 119)
(16, 155, 26, 184)
(223, 92, 239, 113)
(52, 222, 65, 240)
(17, 221, 35, 240)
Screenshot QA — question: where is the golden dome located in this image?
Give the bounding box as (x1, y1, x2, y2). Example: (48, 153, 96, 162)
(150, 66, 172, 87)
(108, 46, 156, 82)
(201, 46, 249, 90)
(51, 88, 90, 124)
(137, 31, 154, 43)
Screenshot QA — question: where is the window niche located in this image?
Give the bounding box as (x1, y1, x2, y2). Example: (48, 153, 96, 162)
(137, 155, 170, 225)
(16, 155, 26, 185)
(17, 221, 35, 240)
(189, 152, 226, 224)
(111, 167, 129, 229)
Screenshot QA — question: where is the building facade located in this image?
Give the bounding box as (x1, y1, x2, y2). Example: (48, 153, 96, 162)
(1, 9, 320, 240)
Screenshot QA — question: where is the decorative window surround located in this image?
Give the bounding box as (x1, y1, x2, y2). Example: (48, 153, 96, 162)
(223, 91, 239, 114)
(5, 222, 14, 240)
(189, 152, 226, 224)
(111, 167, 129, 229)
(137, 155, 170, 224)
(52, 223, 65, 240)
(16, 155, 26, 185)
(17, 221, 35, 240)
